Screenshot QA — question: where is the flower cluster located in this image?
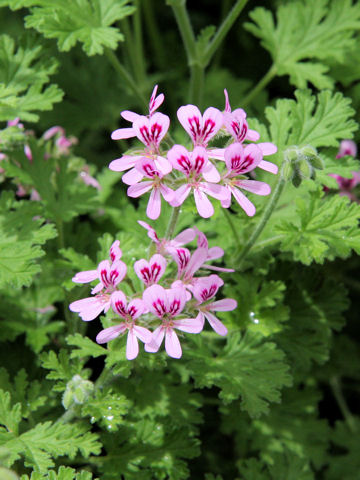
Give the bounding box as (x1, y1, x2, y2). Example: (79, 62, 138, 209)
(329, 140, 360, 201)
(69, 224, 237, 360)
(0, 119, 100, 196)
(109, 86, 278, 219)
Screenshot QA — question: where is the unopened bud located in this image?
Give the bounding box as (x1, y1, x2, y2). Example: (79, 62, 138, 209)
(62, 375, 94, 410)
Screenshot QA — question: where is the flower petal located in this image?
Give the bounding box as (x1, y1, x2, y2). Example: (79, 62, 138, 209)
(143, 284, 168, 317)
(111, 127, 135, 140)
(209, 298, 237, 311)
(171, 184, 191, 207)
(133, 325, 152, 344)
(194, 188, 214, 218)
(145, 326, 165, 352)
(109, 240, 122, 262)
(127, 181, 153, 198)
(69, 296, 108, 321)
(147, 188, 161, 220)
(126, 330, 139, 360)
(121, 110, 140, 122)
(258, 159, 279, 174)
(166, 287, 187, 316)
(122, 167, 144, 185)
(96, 324, 126, 344)
(109, 155, 139, 172)
(177, 105, 202, 144)
(204, 312, 228, 336)
(193, 274, 223, 303)
(173, 228, 196, 246)
(127, 298, 145, 319)
(72, 269, 98, 284)
(257, 142, 277, 156)
(235, 179, 271, 196)
(111, 290, 128, 317)
(165, 329, 182, 358)
(230, 186, 256, 216)
(173, 315, 204, 333)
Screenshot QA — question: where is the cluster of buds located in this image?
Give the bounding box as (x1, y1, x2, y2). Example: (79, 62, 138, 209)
(109, 86, 278, 219)
(69, 223, 237, 360)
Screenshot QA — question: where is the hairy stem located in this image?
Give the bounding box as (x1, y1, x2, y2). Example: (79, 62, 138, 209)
(165, 207, 181, 239)
(241, 65, 277, 109)
(330, 376, 357, 433)
(104, 48, 147, 109)
(203, 0, 249, 66)
(236, 163, 286, 268)
(189, 63, 204, 107)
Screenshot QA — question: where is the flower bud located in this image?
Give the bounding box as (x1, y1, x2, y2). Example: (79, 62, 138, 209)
(62, 374, 94, 409)
(283, 145, 322, 187)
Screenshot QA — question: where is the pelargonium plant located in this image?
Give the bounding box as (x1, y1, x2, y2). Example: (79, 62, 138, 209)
(1, 1, 360, 480)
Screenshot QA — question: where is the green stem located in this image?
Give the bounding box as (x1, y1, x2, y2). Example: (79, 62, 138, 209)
(133, 0, 146, 85)
(104, 48, 147, 109)
(236, 164, 286, 268)
(222, 209, 241, 249)
(203, 0, 249, 67)
(169, 1, 197, 65)
(143, 0, 167, 70)
(330, 376, 357, 433)
(241, 65, 277, 109)
(189, 63, 204, 106)
(165, 207, 181, 239)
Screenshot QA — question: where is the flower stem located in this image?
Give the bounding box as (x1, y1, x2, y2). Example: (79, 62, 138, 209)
(235, 163, 286, 268)
(203, 0, 249, 66)
(241, 65, 277, 109)
(133, 0, 147, 86)
(330, 376, 357, 433)
(143, 0, 167, 71)
(189, 63, 204, 107)
(165, 207, 181, 239)
(104, 48, 147, 109)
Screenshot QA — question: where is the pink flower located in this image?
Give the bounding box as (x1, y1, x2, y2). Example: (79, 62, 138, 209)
(168, 146, 228, 218)
(69, 258, 127, 321)
(169, 247, 208, 285)
(208, 90, 278, 175)
(177, 105, 223, 147)
(71, 240, 122, 285)
(337, 140, 357, 158)
(127, 158, 174, 220)
(193, 274, 237, 336)
(143, 285, 203, 358)
(134, 254, 167, 286)
(79, 167, 101, 190)
(194, 227, 234, 273)
(96, 291, 151, 360)
(329, 172, 360, 200)
(111, 85, 165, 141)
(221, 143, 271, 216)
(138, 221, 196, 255)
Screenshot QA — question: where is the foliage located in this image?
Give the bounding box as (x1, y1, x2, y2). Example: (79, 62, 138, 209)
(0, 0, 359, 479)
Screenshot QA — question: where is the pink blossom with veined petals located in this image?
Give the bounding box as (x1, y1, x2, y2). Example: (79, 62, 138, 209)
(143, 285, 203, 358)
(72, 240, 122, 285)
(208, 89, 278, 175)
(111, 85, 165, 141)
(193, 274, 237, 336)
(137, 221, 196, 255)
(134, 254, 167, 287)
(96, 291, 151, 360)
(109, 112, 172, 178)
(193, 227, 234, 273)
(221, 142, 271, 216)
(127, 157, 174, 220)
(169, 247, 208, 285)
(177, 105, 223, 147)
(328, 140, 359, 200)
(69, 259, 127, 321)
(168, 145, 228, 218)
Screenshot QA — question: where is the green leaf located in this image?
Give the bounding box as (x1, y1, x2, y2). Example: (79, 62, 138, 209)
(264, 90, 357, 153)
(21, 466, 98, 480)
(0, 34, 63, 121)
(276, 271, 348, 370)
(187, 332, 292, 417)
(0, 192, 57, 288)
(40, 349, 86, 392)
(66, 334, 107, 359)
(2, 0, 136, 56)
(0, 390, 22, 435)
(276, 189, 360, 264)
(245, 0, 360, 89)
